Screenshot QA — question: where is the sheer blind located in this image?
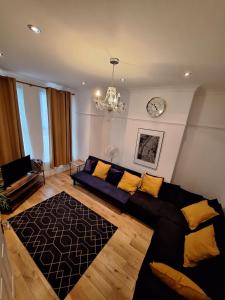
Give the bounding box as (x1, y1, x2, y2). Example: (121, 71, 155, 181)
(16, 84, 50, 165)
(17, 84, 33, 157)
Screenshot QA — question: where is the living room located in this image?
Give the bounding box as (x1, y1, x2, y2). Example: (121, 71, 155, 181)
(0, 1, 225, 300)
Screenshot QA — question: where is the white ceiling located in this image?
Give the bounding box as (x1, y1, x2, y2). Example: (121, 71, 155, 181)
(1, 0, 225, 90)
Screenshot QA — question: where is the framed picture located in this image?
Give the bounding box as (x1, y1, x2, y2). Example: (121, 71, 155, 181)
(134, 128, 164, 170)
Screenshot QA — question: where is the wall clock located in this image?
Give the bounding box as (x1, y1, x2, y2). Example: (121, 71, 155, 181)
(146, 97, 166, 118)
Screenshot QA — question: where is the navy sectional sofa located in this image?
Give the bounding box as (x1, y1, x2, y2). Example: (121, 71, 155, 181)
(133, 211, 225, 300)
(71, 156, 225, 300)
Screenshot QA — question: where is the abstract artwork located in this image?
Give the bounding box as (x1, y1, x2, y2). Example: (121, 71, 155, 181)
(134, 128, 164, 169)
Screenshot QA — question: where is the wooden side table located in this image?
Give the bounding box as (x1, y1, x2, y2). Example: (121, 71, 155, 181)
(69, 160, 85, 175)
(31, 159, 45, 184)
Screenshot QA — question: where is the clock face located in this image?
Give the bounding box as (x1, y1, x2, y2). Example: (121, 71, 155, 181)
(146, 97, 166, 118)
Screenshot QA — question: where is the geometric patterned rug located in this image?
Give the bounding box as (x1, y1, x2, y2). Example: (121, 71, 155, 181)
(9, 191, 117, 299)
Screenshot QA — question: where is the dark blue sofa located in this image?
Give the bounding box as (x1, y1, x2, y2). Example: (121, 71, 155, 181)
(71, 156, 141, 210)
(71, 156, 225, 300)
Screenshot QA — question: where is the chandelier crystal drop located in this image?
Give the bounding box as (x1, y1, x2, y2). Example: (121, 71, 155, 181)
(94, 58, 126, 112)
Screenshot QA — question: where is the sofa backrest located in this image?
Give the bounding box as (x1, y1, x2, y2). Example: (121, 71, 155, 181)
(87, 155, 141, 177)
(84, 156, 210, 209)
(158, 182, 205, 209)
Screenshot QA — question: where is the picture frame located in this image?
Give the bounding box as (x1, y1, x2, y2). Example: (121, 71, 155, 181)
(134, 128, 164, 170)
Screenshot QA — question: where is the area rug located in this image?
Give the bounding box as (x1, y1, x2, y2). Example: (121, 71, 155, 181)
(9, 191, 117, 299)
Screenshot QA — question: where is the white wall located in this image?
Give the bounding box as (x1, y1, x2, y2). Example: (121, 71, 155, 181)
(75, 89, 104, 160)
(77, 87, 196, 182)
(121, 88, 195, 182)
(76, 88, 130, 162)
(173, 88, 225, 206)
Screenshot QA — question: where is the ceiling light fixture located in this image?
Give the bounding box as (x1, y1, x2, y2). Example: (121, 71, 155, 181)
(82, 81, 86, 86)
(95, 89, 101, 97)
(94, 58, 126, 113)
(184, 71, 192, 78)
(120, 78, 125, 82)
(27, 24, 41, 34)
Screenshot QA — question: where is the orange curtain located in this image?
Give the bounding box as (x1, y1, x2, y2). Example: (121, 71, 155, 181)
(0, 76, 24, 165)
(47, 88, 72, 167)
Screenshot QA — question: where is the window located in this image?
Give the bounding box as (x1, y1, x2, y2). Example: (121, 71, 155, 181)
(17, 84, 77, 167)
(16, 84, 33, 157)
(16, 84, 50, 165)
(39, 88, 50, 163)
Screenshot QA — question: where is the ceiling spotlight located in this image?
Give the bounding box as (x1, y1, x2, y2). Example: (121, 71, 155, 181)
(0, 52, 4, 57)
(82, 81, 86, 86)
(27, 24, 41, 34)
(120, 78, 125, 82)
(184, 71, 192, 78)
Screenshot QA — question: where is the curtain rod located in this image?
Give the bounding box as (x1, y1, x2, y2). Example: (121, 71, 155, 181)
(16, 80, 75, 95)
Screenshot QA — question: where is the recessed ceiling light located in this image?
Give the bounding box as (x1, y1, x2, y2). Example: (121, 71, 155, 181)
(184, 71, 192, 78)
(0, 52, 4, 57)
(82, 81, 86, 86)
(120, 78, 125, 82)
(27, 24, 41, 34)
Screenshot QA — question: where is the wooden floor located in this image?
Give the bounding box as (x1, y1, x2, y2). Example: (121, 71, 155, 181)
(3, 171, 153, 300)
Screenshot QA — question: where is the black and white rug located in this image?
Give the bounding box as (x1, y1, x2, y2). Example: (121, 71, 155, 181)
(9, 191, 117, 299)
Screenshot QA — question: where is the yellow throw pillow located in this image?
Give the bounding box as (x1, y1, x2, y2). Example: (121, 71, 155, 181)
(140, 173, 163, 198)
(150, 262, 211, 300)
(92, 161, 111, 180)
(117, 171, 141, 194)
(181, 200, 219, 230)
(183, 225, 220, 268)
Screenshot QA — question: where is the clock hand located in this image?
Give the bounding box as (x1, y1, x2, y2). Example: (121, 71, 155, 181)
(154, 104, 158, 111)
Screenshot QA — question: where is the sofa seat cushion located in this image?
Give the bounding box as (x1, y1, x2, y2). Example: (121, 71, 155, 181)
(128, 190, 186, 227)
(73, 171, 130, 205)
(127, 190, 162, 227)
(159, 202, 187, 227)
(184, 256, 225, 300)
(150, 218, 185, 268)
(130, 190, 161, 215)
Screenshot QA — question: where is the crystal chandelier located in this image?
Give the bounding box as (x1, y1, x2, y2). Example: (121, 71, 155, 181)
(94, 58, 126, 112)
